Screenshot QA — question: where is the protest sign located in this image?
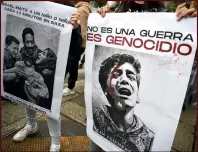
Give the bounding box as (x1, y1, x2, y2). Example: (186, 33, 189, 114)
(1, 1, 75, 120)
(85, 13, 197, 151)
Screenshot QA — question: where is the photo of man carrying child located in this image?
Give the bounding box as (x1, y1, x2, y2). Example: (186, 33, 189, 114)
(3, 15, 60, 110)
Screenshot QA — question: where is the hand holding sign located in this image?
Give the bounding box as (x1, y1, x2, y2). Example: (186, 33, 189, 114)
(70, 11, 80, 29)
(176, 3, 197, 21)
(97, 3, 110, 18)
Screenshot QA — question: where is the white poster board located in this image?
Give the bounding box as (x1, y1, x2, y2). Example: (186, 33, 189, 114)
(85, 13, 197, 151)
(1, 1, 76, 120)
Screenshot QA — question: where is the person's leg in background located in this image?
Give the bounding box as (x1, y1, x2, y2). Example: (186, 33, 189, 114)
(47, 116, 61, 152)
(68, 57, 79, 90)
(79, 53, 85, 69)
(90, 140, 104, 151)
(64, 66, 69, 79)
(183, 56, 197, 110)
(79, 48, 85, 69)
(63, 59, 70, 88)
(13, 107, 61, 152)
(63, 56, 80, 95)
(13, 107, 38, 141)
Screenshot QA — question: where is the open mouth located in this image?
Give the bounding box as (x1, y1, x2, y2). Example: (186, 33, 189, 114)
(118, 88, 131, 96)
(36, 56, 40, 61)
(28, 49, 33, 54)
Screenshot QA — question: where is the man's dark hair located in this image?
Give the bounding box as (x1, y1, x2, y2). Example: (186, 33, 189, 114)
(5, 35, 20, 46)
(99, 54, 141, 93)
(22, 28, 34, 43)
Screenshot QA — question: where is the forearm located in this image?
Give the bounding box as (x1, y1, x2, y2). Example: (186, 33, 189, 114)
(3, 73, 16, 81)
(4, 67, 17, 73)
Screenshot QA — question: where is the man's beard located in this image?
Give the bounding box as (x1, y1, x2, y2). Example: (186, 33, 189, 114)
(26, 47, 34, 55)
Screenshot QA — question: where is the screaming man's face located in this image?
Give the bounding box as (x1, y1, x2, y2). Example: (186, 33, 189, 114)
(106, 63, 139, 109)
(7, 42, 19, 58)
(36, 49, 48, 64)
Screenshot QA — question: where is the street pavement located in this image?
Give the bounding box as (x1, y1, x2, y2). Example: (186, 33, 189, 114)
(1, 68, 197, 151)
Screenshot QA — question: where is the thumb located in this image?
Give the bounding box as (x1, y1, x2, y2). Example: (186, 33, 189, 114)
(190, 11, 197, 17)
(187, 8, 196, 15)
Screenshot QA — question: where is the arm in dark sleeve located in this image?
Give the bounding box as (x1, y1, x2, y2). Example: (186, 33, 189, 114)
(3, 55, 9, 71)
(69, 26, 82, 57)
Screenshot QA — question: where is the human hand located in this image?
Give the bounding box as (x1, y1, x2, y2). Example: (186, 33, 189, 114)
(25, 80, 31, 86)
(32, 81, 41, 88)
(97, 3, 110, 17)
(176, 3, 197, 21)
(71, 11, 80, 29)
(16, 68, 26, 77)
(15, 53, 22, 61)
(42, 69, 53, 75)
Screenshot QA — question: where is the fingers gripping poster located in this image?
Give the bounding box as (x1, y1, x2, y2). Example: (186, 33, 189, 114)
(85, 13, 197, 151)
(1, 1, 76, 120)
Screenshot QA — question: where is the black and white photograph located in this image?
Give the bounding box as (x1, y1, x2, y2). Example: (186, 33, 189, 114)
(92, 45, 155, 152)
(3, 14, 60, 110)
